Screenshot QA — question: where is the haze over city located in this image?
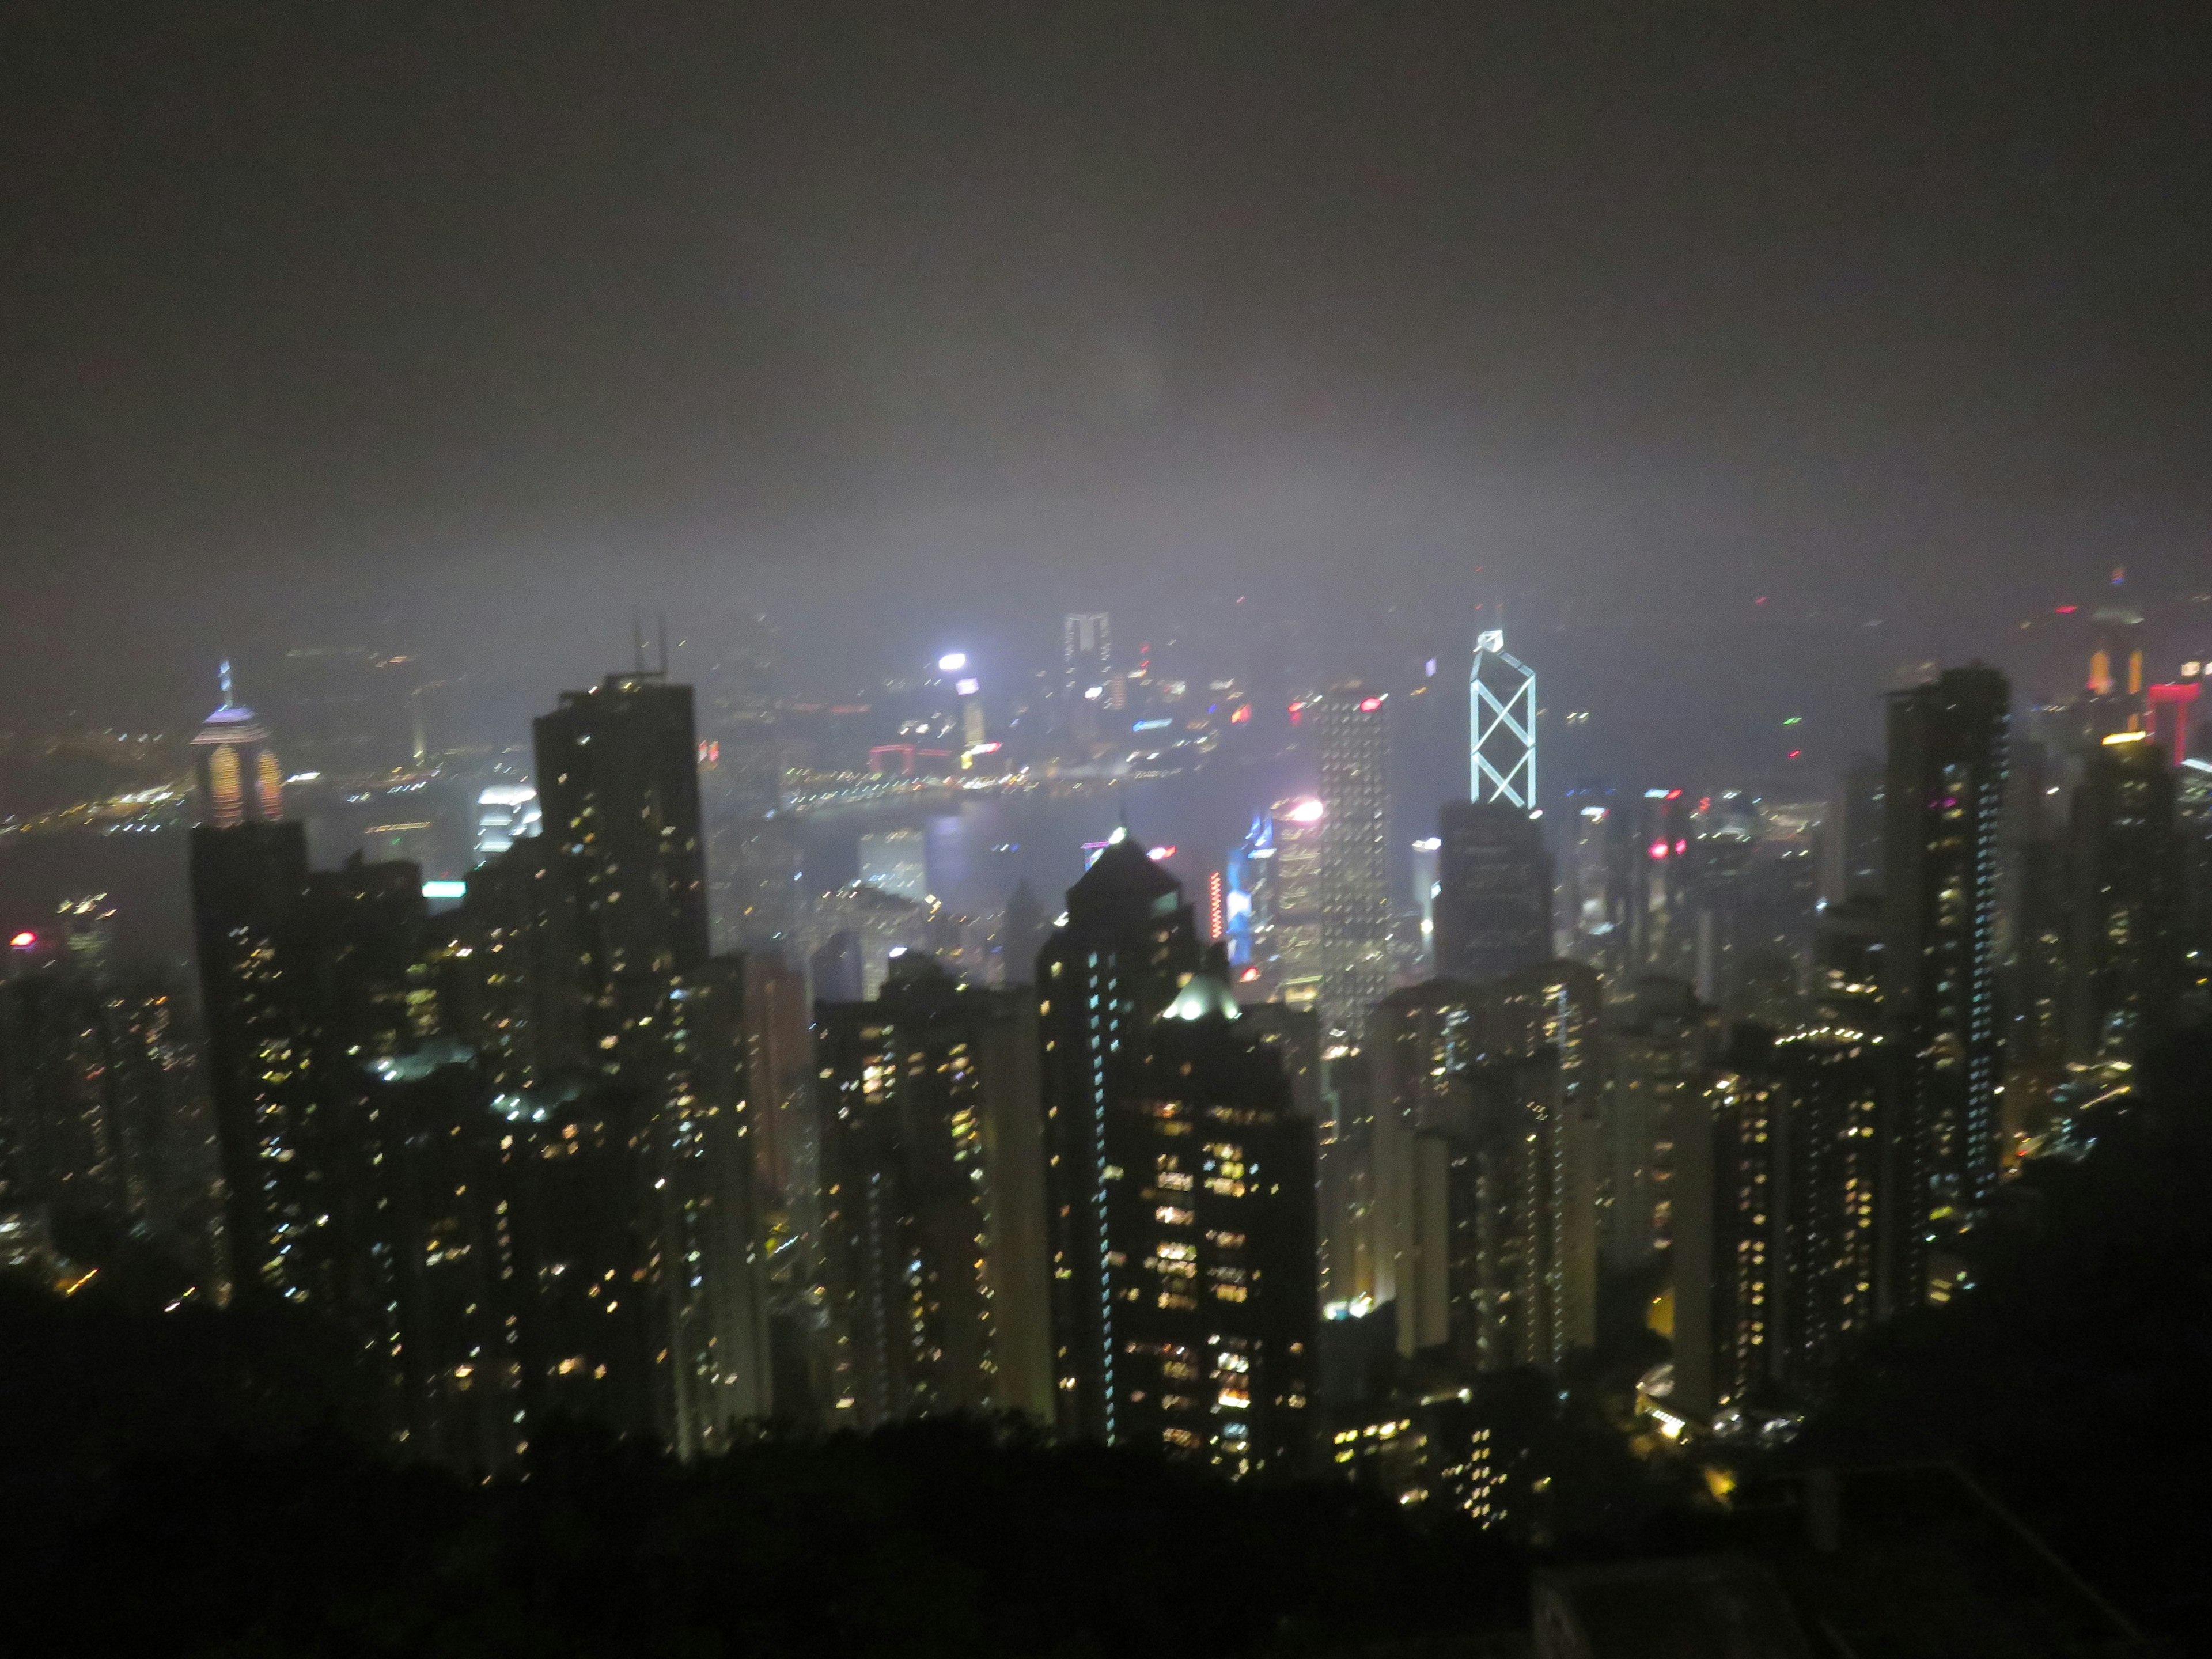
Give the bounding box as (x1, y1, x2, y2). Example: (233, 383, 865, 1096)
(2, 7, 2209, 1656)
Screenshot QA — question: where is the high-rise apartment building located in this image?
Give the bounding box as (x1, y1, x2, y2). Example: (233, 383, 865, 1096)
(2065, 733, 2181, 1067)
(533, 670, 767, 1454)
(1880, 665, 2008, 1309)
(815, 955, 1052, 1427)
(1671, 1026, 1881, 1418)
(1368, 963, 1602, 1373)
(1311, 685, 1392, 1043)
(1433, 800, 1554, 983)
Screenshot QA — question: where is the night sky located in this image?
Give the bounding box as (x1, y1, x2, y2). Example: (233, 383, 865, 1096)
(5, 3, 2209, 777)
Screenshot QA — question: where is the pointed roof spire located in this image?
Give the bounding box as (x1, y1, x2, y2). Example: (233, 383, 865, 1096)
(218, 658, 234, 709)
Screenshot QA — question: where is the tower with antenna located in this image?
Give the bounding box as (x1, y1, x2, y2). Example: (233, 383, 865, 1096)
(1469, 619, 1538, 812)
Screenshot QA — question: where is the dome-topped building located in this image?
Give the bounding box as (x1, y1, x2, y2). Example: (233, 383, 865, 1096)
(190, 660, 284, 828)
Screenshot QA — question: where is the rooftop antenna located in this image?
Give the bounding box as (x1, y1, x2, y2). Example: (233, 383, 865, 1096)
(657, 611, 670, 676)
(632, 613, 646, 676)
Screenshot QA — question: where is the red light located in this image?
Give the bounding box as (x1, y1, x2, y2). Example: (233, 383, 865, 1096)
(1238, 966, 1262, 982)
(1787, 749, 1802, 760)
(1287, 703, 1302, 726)
(1674, 839, 1688, 855)
(2055, 605, 2078, 615)
(1755, 596, 1768, 605)
(1649, 841, 1669, 861)
(1359, 696, 1384, 713)
(1230, 704, 1252, 725)
(1664, 789, 1683, 801)
(8, 931, 34, 949)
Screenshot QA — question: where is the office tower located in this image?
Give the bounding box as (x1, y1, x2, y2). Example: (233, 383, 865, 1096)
(1410, 836, 1442, 975)
(1469, 627, 1537, 809)
(1226, 798, 1326, 1006)
(815, 955, 1052, 1427)
(859, 829, 931, 904)
(1671, 1026, 1881, 1418)
(1036, 831, 1202, 1441)
(1600, 977, 1715, 1274)
(1311, 685, 1392, 1043)
(1559, 791, 1616, 974)
(1880, 665, 2008, 1309)
(1063, 612, 1112, 697)
(2065, 734, 2181, 1068)
(1368, 963, 1602, 1372)
(192, 823, 428, 1317)
(1621, 787, 1694, 980)
(473, 784, 542, 863)
(1096, 964, 1316, 1476)
(1433, 801, 1554, 982)
(533, 670, 767, 1454)
(190, 661, 285, 828)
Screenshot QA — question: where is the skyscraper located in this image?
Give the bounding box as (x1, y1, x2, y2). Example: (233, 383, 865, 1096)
(533, 669, 767, 1453)
(1311, 685, 1392, 1043)
(1433, 800, 1554, 982)
(1880, 665, 2008, 1310)
(1096, 962, 1316, 1476)
(1671, 1025, 1881, 1418)
(1036, 831, 1201, 1441)
(1062, 612, 1112, 699)
(815, 955, 1051, 1427)
(1368, 963, 1603, 1372)
(1469, 628, 1537, 810)
(2065, 733, 2181, 1068)
(190, 661, 285, 828)
(1226, 797, 1327, 1007)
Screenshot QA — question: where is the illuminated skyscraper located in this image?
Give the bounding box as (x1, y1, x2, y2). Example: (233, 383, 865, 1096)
(1368, 963, 1602, 1371)
(1671, 1025, 1882, 1418)
(1062, 612, 1112, 698)
(1090, 961, 1316, 1476)
(1469, 628, 1537, 810)
(1036, 831, 1202, 1442)
(2065, 733, 2181, 1067)
(1311, 685, 1392, 1043)
(815, 955, 1052, 1427)
(1227, 797, 1327, 1005)
(472, 784, 542, 863)
(1880, 665, 2007, 1309)
(533, 670, 768, 1453)
(190, 660, 285, 828)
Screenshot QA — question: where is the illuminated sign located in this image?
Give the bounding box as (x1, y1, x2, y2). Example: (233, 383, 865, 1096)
(1132, 717, 1174, 732)
(955, 677, 980, 696)
(421, 880, 468, 900)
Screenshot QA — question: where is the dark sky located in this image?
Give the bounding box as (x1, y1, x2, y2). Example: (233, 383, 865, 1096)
(5, 2, 2210, 773)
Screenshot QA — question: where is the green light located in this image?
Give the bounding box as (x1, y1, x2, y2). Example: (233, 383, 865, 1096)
(1782, 717, 1802, 726)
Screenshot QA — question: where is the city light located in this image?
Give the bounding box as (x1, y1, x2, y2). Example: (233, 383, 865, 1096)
(1287, 798, 1325, 824)
(9, 931, 35, 948)
(937, 652, 968, 673)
